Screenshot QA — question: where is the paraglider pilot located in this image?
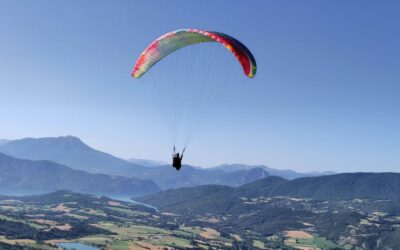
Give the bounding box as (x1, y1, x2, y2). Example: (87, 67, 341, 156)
(172, 147, 185, 170)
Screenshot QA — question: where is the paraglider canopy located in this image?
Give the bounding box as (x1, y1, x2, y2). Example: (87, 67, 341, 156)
(132, 28, 257, 79)
(131, 28, 257, 171)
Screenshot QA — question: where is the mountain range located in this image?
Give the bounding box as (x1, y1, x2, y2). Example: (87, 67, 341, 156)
(0, 136, 147, 176)
(0, 136, 337, 190)
(137, 165, 269, 189)
(0, 136, 271, 189)
(0, 139, 10, 146)
(128, 158, 168, 167)
(138, 172, 400, 213)
(211, 164, 336, 180)
(0, 152, 159, 196)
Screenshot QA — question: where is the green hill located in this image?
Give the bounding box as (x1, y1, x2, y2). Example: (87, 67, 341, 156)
(139, 173, 400, 212)
(242, 172, 400, 200)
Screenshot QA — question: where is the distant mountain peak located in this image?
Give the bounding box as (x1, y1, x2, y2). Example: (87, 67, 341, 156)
(0, 136, 281, 189)
(128, 158, 169, 167)
(0, 139, 10, 146)
(10, 135, 83, 142)
(212, 163, 336, 180)
(40, 135, 84, 143)
(58, 135, 82, 140)
(0, 136, 150, 176)
(0, 152, 160, 196)
(52, 135, 89, 146)
(9, 135, 91, 150)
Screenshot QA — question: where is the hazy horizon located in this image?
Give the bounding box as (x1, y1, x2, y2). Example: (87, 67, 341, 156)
(1, 1, 399, 172)
(0, 134, 389, 174)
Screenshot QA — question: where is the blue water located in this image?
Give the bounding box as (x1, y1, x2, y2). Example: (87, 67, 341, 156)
(131, 199, 159, 212)
(108, 195, 159, 212)
(58, 242, 99, 250)
(0, 190, 159, 212)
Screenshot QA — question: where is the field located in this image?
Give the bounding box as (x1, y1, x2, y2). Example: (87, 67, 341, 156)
(1, 190, 400, 249)
(0, 191, 235, 249)
(284, 230, 339, 249)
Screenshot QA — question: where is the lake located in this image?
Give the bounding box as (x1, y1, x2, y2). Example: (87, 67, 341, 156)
(108, 195, 159, 212)
(58, 242, 99, 250)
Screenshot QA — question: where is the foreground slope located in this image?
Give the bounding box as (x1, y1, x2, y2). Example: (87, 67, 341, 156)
(139, 172, 400, 209)
(241, 172, 400, 200)
(0, 153, 160, 196)
(0, 190, 250, 249)
(138, 174, 400, 249)
(1, 187, 400, 249)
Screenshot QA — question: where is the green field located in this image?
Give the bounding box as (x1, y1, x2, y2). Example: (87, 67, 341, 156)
(286, 236, 339, 250)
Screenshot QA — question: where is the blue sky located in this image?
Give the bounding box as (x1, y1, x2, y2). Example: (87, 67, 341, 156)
(0, 1, 399, 172)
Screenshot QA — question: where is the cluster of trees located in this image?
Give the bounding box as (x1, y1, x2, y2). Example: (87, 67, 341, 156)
(0, 242, 25, 250)
(0, 219, 37, 239)
(0, 219, 111, 241)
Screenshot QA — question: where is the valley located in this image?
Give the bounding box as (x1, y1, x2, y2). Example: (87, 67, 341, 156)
(0, 189, 400, 249)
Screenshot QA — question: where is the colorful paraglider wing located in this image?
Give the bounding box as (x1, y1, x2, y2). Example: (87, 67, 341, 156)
(132, 29, 257, 78)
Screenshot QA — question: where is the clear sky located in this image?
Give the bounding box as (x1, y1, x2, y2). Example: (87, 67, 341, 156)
(0, 1, 399, 172)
